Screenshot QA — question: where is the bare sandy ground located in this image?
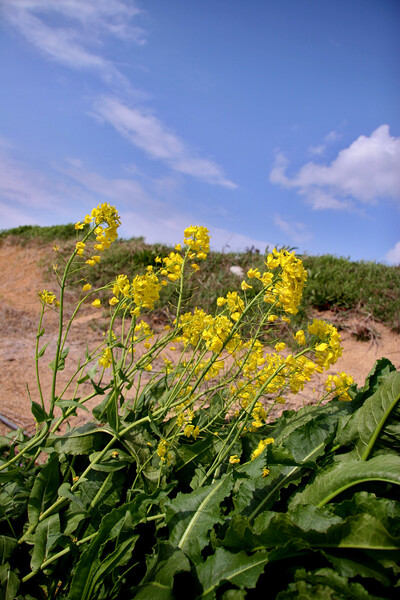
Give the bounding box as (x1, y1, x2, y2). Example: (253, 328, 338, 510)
(1, 239, 399, 436)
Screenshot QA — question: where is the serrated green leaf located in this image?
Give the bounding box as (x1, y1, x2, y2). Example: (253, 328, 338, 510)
(337, 371, 400, 459)
(197, 547, 268, 600)
(289, 454, 400, 509)
(166, 473, 234, 561)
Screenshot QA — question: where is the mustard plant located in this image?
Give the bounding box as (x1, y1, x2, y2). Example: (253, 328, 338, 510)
(1, 203, 399, 599)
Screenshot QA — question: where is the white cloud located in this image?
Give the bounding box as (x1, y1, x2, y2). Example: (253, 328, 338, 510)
(93, 96, 237, 188)
(386, 242, 400, 265)
(276, 125, 400, 210)
(62, 159, 154, 208)
(274, 215, 312, 244)
(308, 130, 341, 156)
(1, 0, 145, 84)
(0, 152, 63, 211)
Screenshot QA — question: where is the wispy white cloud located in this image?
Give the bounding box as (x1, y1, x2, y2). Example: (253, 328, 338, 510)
(0, 0, 145, 85)
(308, 130, 341, 156)
(386, 241, 400, 265)
(271, 125, 400, 210)
(274, 215, 312, 244)
(0, 152, 63, 211)
(92, 96, 237, 188)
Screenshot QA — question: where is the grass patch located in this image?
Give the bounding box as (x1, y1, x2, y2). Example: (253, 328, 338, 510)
(1, 225, 399, 332)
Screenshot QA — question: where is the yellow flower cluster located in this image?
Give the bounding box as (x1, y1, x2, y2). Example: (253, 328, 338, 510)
(160, 252, 184, 282)
(325, 371, 355, 401)
(183, 225, 210, 260)
(38, 289, 59, 307)
(308, 319, 343, 371)
(251, 437, 274, 460)
(265, 249, 307, 314)
(131, 269, 162, 310)
(177, 309, 241, 354)
(75, 203, 120, 265)
(98, 347, 112, 369)
(110, 269, 162, 312)
(156, 439, 172, 464)
(217, 291, 245, 321)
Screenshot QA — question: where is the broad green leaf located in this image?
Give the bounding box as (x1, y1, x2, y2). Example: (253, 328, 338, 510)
(289, 454, 400, 509)
(166, 473, 234, 561)
(51, 422, 111, 455)
(0, 563, 20, 600)
(28, 455, 59, 526)
(92, 392, 113, 421)
(134, 542, 191, 600)
(354, 358, 397, 407)
(54, 398, 89, 414)
(69, 490, 168, 600)
(0, 536, 17, 563)
(197, 547, 268, 600)
(336, 371, 400, 459)
(277, 567, 385, 600)
(88, 448, 134, 472)
(30, 513, 60, 572)
(30, 399, 48, 423)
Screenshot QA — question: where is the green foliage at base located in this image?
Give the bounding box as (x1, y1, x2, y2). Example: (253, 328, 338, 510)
(1, 358, 399, 599)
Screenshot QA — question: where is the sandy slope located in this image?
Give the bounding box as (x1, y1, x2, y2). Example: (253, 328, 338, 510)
(1, 239, 399, 435)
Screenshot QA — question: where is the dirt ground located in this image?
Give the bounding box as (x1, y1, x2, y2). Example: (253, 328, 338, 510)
(1, 239, 399, 436)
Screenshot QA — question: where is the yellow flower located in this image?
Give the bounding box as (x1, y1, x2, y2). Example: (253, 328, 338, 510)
(268, 314, 278, 322)
(262, 467, 270, 477)
(82, 283, 92, 292)
(109, 296, 119, 306)
(241, 280, 253, 290)
(92, 299, 101, 307)
(251, 437, 274, 460)
(183, 225, 210, 259)
(294, 330, 306, 345)
(275, 342, 286, 352)
(75, 222, 84, 230)
(325, 372, 355, 401)
(38, 289, 57, 306)
(75, 241, 86, 256)
(98, 347, 112, 368)
(229, 455, 241, 465)
(52, 244, 59, 252)
(247, 268, 261, 279)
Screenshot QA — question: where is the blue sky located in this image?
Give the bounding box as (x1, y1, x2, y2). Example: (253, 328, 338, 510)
(0, 0, 399, 263)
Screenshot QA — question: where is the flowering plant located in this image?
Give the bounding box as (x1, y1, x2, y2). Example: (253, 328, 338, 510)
(1, 204, 399, 599)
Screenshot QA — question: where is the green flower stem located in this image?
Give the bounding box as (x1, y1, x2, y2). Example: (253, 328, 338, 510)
(199, 347, 312, 486)
(174, 250, 189, 327)
(49, 228, 94, 418)
(18, 414, 152, 543)
(0, 422, 50, 472)
(21, 532, 97, 583)
(35, 305, 46, 410)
